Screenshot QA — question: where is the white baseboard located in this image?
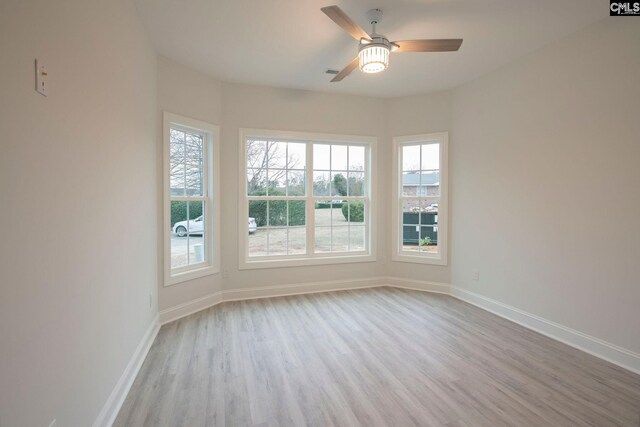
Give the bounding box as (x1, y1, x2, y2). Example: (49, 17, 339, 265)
(159, 291, 223, 325)
(160, 276, 386, 325)
(384, 277, 451, 294)
(222, 276, 385, 302)
(93, 314, 160, 427)
(450, 286, 640, 375)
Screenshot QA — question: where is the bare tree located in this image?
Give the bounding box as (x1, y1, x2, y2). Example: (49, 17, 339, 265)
(247, 140, 302, 195)
(170, 129, 204, 195)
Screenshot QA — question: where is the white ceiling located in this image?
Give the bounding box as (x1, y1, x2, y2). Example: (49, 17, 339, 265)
(133, 0, 606, 98)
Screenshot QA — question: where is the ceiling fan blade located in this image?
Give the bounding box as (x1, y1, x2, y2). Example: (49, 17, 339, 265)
(392, 39, 463, 53)
(321, 6, 371, 41)
(330, 57, 359, 82)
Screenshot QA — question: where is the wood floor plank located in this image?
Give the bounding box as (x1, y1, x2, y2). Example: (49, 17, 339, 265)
(115, 288, 640, 426)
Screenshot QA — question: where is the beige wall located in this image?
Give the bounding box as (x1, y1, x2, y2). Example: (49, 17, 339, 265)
(450, 18, 640, 353)
(0, 0, 158, 426)
(156, 57, 224, 310)
(386, 91, 453, 284)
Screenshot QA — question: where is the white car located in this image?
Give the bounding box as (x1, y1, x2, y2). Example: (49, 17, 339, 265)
(173, 216, 257, 236)
(173, 216, 204, 237)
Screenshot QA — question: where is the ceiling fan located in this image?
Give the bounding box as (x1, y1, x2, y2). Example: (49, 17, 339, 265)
(321, 5, 463, 82)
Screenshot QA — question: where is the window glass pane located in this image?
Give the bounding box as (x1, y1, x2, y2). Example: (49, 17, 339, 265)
(248, 200, 267, 257)
(331, 145, 348, 171)
(288, 143, 306, 170)
(268, 228, 287, 256)
(287, 227, 306, 255)
(347, 172, 365, 197)
(331, 226, 349, 252)
(248, 200, 267, 229)
(184, 132, 204, 196)
(187, 201, 205, 264)
(268, 141, 288, 169)
(348, 146, 365, 171)
(267, 169, 287, 196)
(313, 171, 330, 196)
(401, 172, 420, 196)
(402, 199, 419, 224)
(247, 140, 267, 170)
(349, 226, 365, 252)
(247, 168, 266, 196)
(331, 173, 348, 197)
(314, 227, 331, 253)
(419, 225, 438, 254)
(313, 144, 330, 170)
(288, 201, 306, 226)
(402, 225, 420, 252)
(344, 201, 365, 224)
(402, 145, 420, 171)
(420, 199, 439, 216)
(170, 200, 189, 268)
(248, 227, 267, 257)
(421, 143, 440, 170)
(314, 200, 333, 226)
(287, 170, 305, 196)
(268, 200, 287, 226)
(169, 129, 186, 196)
(419, 171, 440, 197)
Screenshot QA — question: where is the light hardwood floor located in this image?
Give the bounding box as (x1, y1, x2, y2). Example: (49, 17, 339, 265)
(115, 287, 640, 426)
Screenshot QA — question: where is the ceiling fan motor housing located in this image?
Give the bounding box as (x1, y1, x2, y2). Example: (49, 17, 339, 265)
(358, 37, 391, 53)
(366, 8, 383, 26)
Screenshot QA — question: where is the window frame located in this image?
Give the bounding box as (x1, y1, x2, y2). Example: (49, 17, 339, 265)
(239, 128, 377, 270)
(163, 112, 221, 286)
(392, 132, 448, 266)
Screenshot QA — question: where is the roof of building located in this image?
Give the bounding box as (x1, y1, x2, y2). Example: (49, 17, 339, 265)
(402, 172, 440, 186)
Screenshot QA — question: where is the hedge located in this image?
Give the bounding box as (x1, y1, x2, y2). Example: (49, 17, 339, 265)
(171, 201, 203, 227)
(341, 200, 365, 222)
(249, 200, 305, 227)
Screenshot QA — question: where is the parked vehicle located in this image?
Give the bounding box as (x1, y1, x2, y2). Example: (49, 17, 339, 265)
(174, 216, 258, 236)
(173, 216, 203, 237)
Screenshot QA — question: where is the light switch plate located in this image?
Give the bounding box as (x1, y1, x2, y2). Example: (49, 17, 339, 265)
(35, 59, 48, 96)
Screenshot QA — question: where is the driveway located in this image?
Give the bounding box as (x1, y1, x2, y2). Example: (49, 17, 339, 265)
(171, 234, 204, 268)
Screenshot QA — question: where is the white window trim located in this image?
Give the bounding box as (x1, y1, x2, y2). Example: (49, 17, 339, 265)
(238, 128, 377, 270)
(163, 112, 221, 286)
(392, 132, 448, 266)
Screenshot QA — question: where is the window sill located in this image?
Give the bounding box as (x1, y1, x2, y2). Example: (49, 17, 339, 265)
(239, 253, 376, 270)
(392, 252, 448, 266)
(165, 264, 219, 286)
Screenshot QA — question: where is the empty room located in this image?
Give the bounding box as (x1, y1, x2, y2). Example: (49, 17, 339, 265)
(1, 0, 640, 426)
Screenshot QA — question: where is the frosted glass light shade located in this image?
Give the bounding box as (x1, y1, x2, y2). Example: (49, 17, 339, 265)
(358, 44, 390, 73)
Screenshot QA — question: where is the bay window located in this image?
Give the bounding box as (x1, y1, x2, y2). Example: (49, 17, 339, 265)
(239, 129, 376, 269)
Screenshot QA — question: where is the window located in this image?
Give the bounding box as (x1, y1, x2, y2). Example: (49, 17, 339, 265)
(164, 112, 220, 285)
(392, 133, 448, 265)
(239, 129, 376, 269)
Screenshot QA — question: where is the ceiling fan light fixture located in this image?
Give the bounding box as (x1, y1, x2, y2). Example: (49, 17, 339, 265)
(358, 41, 390, 74)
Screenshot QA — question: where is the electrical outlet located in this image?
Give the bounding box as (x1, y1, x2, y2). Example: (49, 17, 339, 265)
(472, 270, 480, 282)
(223, 269, 229, 278)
